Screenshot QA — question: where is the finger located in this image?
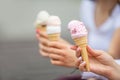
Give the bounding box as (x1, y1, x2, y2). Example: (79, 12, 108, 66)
(79, 61, 86, 72)
(70, 45, 78, 50)
(39, 31, 48, 39)
(49, 54, 65, 61)
(35, 29, 41, 38)
(49, 48, 66, 56)
(59, 38, 71, 45)
(39, 49, 49, 57)
(36, 34, 40, 40)
(76, 47, 81, 58)
(50, 59, 65, 66)
(39, 37, 49, 46)
(36, 28, 40, 34)
(48, 41, 67, 49)
(75, 57, 82, 68)
(39, 44, 50, 53)
(87, 46, 101, 57)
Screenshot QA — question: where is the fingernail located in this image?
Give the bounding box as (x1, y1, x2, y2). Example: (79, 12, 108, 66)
(36, 29, 40, 34)
(78, 57, 82, 61)
(36, 29, 39, 34)
(77, 47, 80, 52)
(82, 61, 86, 64)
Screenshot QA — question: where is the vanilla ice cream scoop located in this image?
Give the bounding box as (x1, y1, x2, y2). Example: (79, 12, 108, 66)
(68, 20, 88, 39)
(47, 16, 61, 41)
(47, 15, 61, 26)
(35, 10, 50, 25)
(47, 16, 61, 34)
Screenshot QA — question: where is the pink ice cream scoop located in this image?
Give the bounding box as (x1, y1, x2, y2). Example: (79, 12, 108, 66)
(68, 20, 88, 39)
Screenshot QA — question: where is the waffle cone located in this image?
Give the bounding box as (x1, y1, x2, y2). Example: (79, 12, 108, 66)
(36, 24, 46, 32)
(48, 33, 60, 41)
(74, 36, 90, 71)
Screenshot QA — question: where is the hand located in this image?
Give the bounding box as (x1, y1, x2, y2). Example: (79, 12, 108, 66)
(75, 46, 120, 80)
(36, 29, 73, 57)
(48, 41, 78, 68)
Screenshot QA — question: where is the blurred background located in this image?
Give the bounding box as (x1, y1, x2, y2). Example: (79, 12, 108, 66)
(0, 0, 81, 80)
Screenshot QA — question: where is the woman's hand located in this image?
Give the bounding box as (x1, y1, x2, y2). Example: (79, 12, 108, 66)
(36, 29, 78, 68)
(48, 41, 78, 68)
(36, 29, 74, 57)
(75, 46, 120, 80)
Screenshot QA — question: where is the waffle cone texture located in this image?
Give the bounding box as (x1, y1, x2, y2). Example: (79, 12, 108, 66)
(74, 36, 90, 71)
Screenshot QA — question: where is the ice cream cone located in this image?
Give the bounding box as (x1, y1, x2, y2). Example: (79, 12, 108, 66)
(74, 36, 90, 71)
(35, 10, 49, 32)
(47, 16, 61, 41)
(36, 24, 46, 32)
(68, 20, 90, 71)
(48, 33, 60, 41)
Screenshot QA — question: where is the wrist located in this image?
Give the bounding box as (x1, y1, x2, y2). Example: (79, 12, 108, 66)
(112, 63, 120, 80)
(108, 63, 120, 80)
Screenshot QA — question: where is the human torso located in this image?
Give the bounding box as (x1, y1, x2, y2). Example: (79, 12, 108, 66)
(80, 0, 120, 51)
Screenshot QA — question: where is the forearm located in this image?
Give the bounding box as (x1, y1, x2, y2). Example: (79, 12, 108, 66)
(107, 62, 120, 80)
(109, 28, 120, 59)
(112, 63, 120, 80)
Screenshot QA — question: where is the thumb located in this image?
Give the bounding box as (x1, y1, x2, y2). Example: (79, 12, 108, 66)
(87, 46, 101, 57)
(70, 45, 78, 50)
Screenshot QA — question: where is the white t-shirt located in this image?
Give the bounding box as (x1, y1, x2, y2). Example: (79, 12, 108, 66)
(80, 0, 120, 51)
(79, 0, 120, 80)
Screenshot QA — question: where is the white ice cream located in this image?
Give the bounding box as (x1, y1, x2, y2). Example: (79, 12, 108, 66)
(47, 26, 61, 34)
(47, 16, 61, 34)
(35, 11, 49, 25)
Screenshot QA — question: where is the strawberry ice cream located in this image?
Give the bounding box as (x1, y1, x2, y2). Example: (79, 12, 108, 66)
(68, 20, 88, 39)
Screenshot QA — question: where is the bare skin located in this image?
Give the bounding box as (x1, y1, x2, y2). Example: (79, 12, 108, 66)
(35, 1, 120, 78)
(94, 0, 120, 59)
(95, 0, 117, 27)
(109, 28, 120, 59)
(75, 46, 120, 80)
(36, 29, 77, 67)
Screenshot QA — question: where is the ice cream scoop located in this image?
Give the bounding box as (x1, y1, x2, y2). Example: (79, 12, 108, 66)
(68, 20, 90, 71)
(68, 20, 88, 39)
(47, 16, 61, 41)
(35, 10, 50, 32)
(47, 15, 61, 26)
(36, 11, 49, 25)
